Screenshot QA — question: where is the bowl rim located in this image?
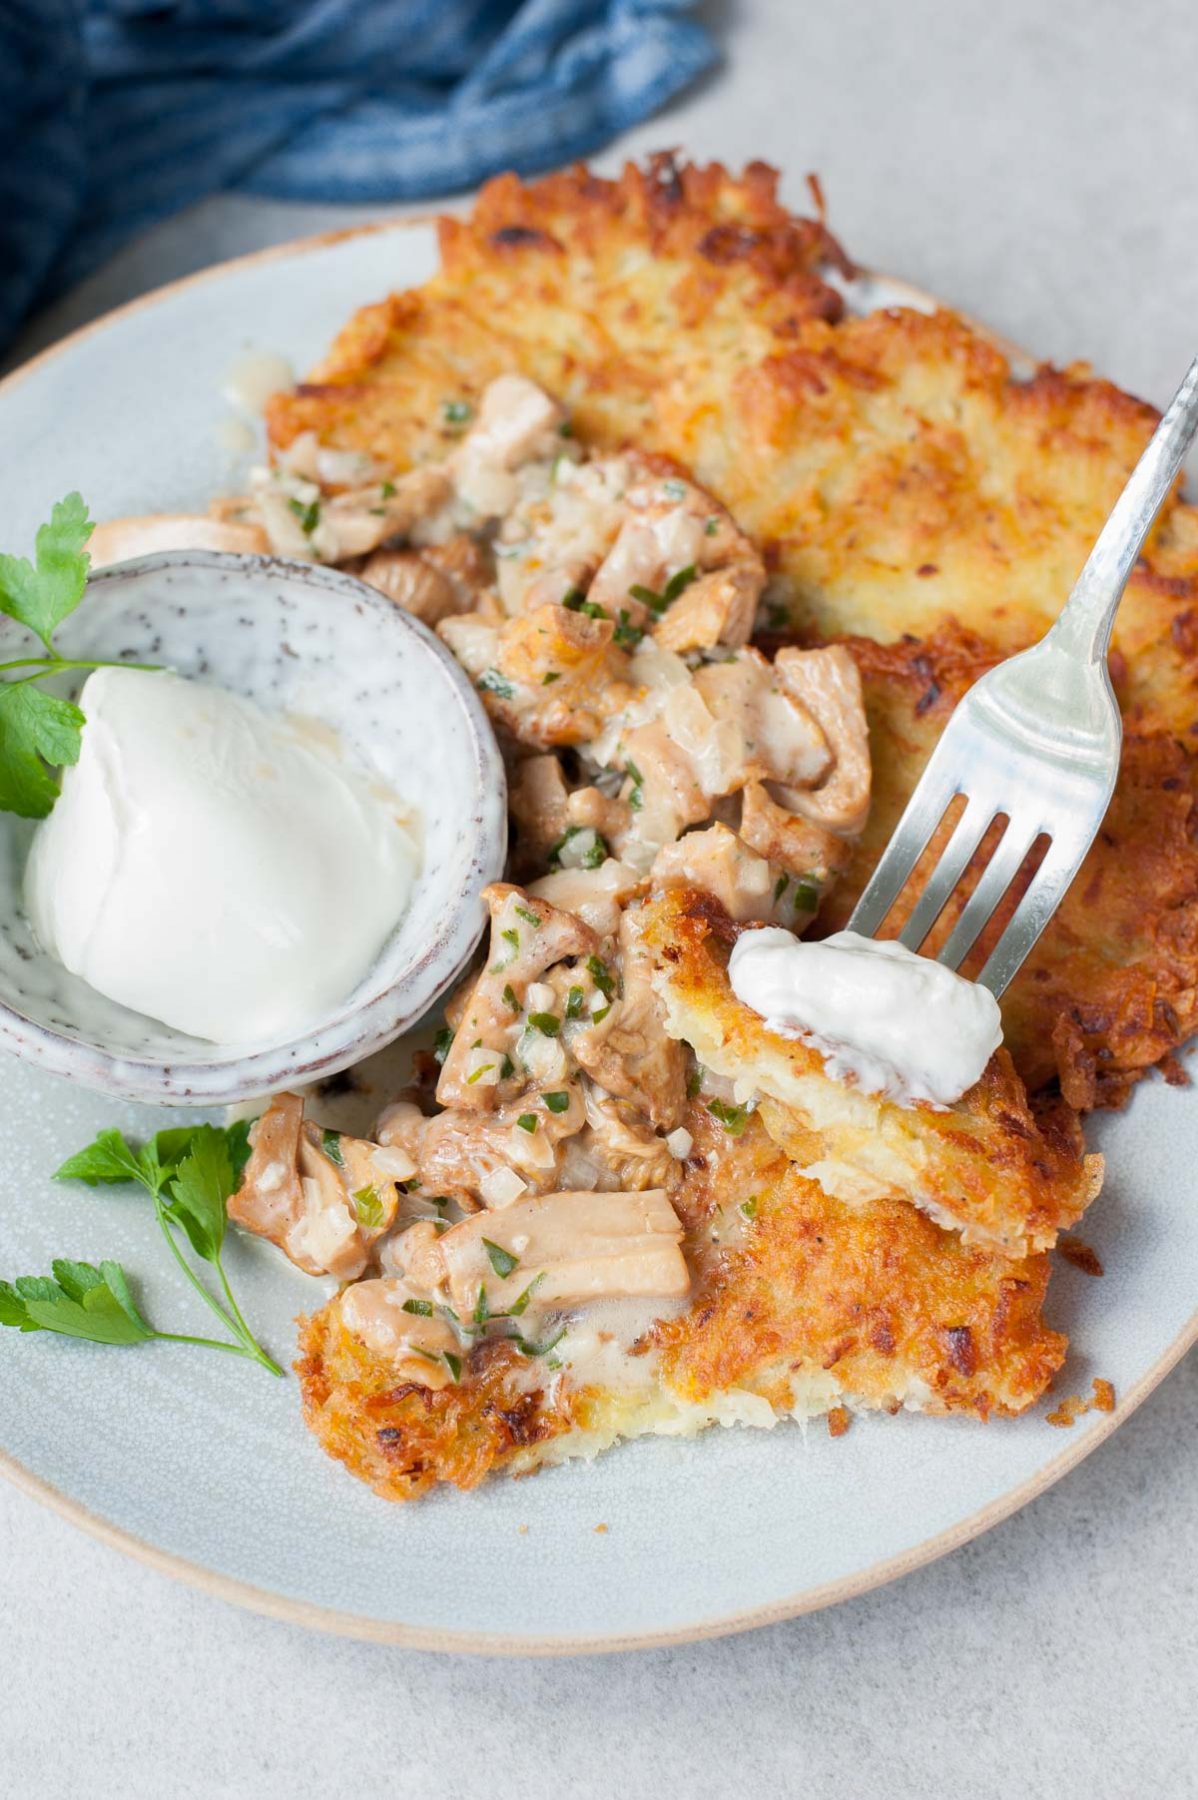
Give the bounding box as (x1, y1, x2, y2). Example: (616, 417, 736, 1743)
(0, 548, 508, 1105)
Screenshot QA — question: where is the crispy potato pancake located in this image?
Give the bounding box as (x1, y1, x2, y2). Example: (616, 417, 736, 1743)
(264, 154, 1198, 1100)
(266, 156, 1198, 735)
(256, 156, 1175, 1500)
(815, 626, 1198, 1105)
(642, 887, 1101, 1255)
(650, 1112, 1065, 1421)
(266, 157, 851, 487)
(297, 1112, 1065, 1500)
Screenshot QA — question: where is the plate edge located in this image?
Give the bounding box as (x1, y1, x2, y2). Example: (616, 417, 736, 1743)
(3, 1305, 1193, 1655)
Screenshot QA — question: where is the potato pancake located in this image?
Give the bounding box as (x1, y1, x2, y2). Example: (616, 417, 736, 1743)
(642, 886, 1101, 1255)
(263, 155, 1198, 1099)
(815, 626, 1198, 1105)
(196, 154, 1187, 1502)
(297, 1110, 1065, 1501)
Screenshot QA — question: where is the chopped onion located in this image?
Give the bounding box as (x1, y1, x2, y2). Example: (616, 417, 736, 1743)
(480, 1166, 528, 1208)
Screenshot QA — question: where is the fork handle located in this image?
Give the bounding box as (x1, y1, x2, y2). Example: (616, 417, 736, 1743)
(1049, 355, 1198, 663)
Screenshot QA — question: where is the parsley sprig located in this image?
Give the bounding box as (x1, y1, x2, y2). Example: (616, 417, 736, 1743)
(9, 1122, 284, 1374)
(0, 494, 158, 818)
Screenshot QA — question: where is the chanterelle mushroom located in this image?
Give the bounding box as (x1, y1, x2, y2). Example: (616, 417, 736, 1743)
(738, 780, 853, 883)
(358, 549, 460, 624)
(435, 1187, 690, 1317)
(88, 513, 270, 568)
(435, 883, 597, 1111)
(228, 1092, 400, 1279)
(570, 908, 688, 1129)
(651, 823, 783, 924)
(452, 374, 566, 517)
(771, 646, 871, 836)
(338, 1278, 460, 1390)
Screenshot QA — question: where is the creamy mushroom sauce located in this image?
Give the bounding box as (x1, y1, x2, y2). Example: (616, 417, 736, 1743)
(205, 375, 876, 1389)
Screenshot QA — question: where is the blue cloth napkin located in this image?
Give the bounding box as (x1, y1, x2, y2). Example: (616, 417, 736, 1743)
(0, 0, 715, 349)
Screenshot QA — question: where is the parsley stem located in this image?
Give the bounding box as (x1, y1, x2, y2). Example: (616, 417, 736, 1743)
(152, 1192, 244, 1346)
(152, 1331, 269, 1360)
(214, 1258, 283, 1377)
(0, 656, 160, 678)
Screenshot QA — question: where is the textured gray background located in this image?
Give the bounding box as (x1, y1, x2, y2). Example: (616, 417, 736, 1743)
(4, 1, 1197, 1793)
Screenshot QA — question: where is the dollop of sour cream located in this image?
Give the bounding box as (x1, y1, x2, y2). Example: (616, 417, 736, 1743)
(24, 668, 419, 1046)
(728, 925, 1003, 1108)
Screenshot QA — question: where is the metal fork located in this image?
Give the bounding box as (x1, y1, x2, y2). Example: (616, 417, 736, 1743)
(848, 355, 1198, 996)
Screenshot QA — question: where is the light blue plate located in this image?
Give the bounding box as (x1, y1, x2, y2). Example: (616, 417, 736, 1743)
(0, 225, 1194, 1651)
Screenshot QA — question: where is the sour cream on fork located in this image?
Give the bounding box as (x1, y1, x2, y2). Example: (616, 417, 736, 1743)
(728, 925, 1003, 1108)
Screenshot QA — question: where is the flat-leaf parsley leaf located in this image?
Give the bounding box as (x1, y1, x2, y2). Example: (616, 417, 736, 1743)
(0, 494, 161, 819)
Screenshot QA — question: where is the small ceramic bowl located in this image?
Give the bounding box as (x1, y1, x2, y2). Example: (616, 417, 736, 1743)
(0, 550, 507, 1104)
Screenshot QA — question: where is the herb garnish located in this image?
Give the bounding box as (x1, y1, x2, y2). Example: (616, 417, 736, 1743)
(506, 1271, 545, 1316)
(526, 1011, 560, 1037)
(321, 1128, 345, 1168)
(543, 1090, 570, 1113)
(287, 495, 320, 536)
(0, 494, 163, 819)
(483, 1239, 520, 1278)
(0, 1260, 159, 1347)
(477, 668, 514, 700)
(17, 1123, 282, 1372)
(662, 564, 697, 603)
(586, 954, 615, 1000)
(565, 986, 585, 1019)
(353, 1184, 383, 1229)
(613, 608, 644, 650)
(707, 1099, 749, 1136)
(433, 1026, 454, 1064)
(402, 1296, 434, 1317)
(516, 1324, 567, 1359)
(562, 590, 608, 621)
(514, 904, 543, 928)
(628, 564, 696, 617)
(547, 824, 607, 870)
(502, 982, 520, 1012)
(516, 1113, 538, 1133)
(442, 398, 473, 427)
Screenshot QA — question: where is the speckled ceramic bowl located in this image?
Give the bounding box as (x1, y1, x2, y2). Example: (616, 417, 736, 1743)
(0, 550, 507, 1104)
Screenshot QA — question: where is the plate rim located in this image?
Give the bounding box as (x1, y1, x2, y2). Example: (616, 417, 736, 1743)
(1, 214, 1191, 1655)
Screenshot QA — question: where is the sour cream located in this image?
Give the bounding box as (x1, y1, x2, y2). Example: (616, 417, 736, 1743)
(24, 668, 419, 1045)
(728, 925, 1003, 1107)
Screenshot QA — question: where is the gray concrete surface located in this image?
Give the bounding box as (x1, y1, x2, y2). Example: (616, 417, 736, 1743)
(3, 2, 1197, 1793)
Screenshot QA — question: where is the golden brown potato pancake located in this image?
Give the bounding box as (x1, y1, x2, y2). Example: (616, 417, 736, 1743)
(816, 627, 1198, 1106)
(264, 156, 1198, 1101)
(297, 1110, 1065, 1501)
(266, 155, 1198, 737)
(266, 155, 1176, 1500)
(642, 886, 1101, 1255)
